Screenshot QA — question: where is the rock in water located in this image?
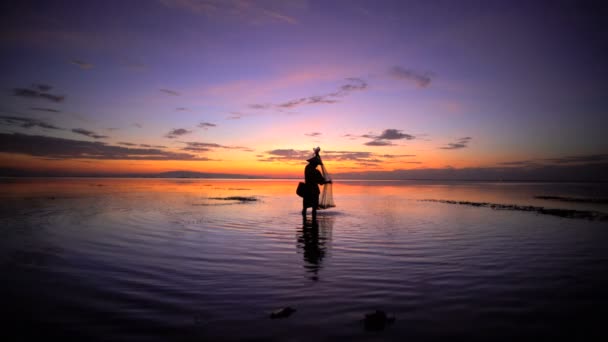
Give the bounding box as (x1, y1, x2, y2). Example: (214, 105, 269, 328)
(364, 310, 395, 331)
(270, 307, 296, 319)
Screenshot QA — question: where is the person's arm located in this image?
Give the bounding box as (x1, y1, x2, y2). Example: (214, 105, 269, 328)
(315, 170, 327, 185)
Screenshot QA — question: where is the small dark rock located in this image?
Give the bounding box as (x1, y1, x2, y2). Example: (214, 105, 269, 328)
(363, 310, 395, 331)
(270, 306, 296, 319)
(210, 196, 257, 202)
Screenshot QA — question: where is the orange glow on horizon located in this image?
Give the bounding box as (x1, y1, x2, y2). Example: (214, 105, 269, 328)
(1, 150, 511, 178)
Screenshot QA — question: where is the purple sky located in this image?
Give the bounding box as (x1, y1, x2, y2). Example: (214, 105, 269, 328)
(1, 0, 607, 179)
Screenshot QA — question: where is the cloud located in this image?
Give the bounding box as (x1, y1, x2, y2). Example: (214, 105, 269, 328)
(32, 84, 52, 92)
(499, 154, 608, 170)
(140, 144, 167, 148)
(249, 103, 270, 110)
(120, 58, 146, 70)
(440, 137, 472, 150)
(334, 163, 608, 182)
(0, 132, 212, 161)
(389, 66, 433, 88)
(382, 154, 417, 158)
(543, 154, 608, 164)
(498, 160, 539, 167)
(13, 84, 65, 103)
(377, 129, 415, 140)
(361, 128, 415, 146)
(165, 128, 192, 138)
(340, 78, 368, 92)
(305, 132, 321, 137)
(198, 122, 217, 129)
(70, 59, 93, 69)
(30, 107, 61, 113)
(365, 140, 394, 146)
(71, 128, 108, 139)
(182, 141, 251, 152)
(257, 148, 412, 165)
(160, 88, 180, 96)
(159, 0, 298, 25)
(0, 115, 62, 130)
(227, 112, 243, 120)
(133, 123, 143, 128)
(250, 77, 367, 111)
(257, 149, 311, 162)
(118, 142, 137, 146)
(176, 107, 188, 111)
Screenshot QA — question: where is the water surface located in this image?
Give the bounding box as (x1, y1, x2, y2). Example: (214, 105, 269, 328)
(2, 178, 608, 341)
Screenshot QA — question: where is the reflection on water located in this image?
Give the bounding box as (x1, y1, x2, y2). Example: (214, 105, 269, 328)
(298, 216, 333, 281)
(1, 178, 608, 341)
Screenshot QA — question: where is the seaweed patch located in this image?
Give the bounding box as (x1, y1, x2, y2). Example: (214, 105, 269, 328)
(209, 196, 257, 202)
(534, 196, 608, 204)
(421, 199, 608, 221)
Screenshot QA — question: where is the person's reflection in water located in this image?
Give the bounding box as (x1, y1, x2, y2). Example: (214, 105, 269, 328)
(298, 215, 333, 281)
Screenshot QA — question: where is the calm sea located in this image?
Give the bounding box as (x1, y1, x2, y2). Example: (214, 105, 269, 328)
(1, 178, 607, 341)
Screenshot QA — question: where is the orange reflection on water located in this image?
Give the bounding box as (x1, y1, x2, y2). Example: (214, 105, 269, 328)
(2, 178, 592, 212)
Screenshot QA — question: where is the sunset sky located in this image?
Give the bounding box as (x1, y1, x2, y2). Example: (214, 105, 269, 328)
(1, 0, 606, 179)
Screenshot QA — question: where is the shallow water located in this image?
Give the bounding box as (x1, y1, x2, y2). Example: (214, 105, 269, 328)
(2, 178, 608, 341)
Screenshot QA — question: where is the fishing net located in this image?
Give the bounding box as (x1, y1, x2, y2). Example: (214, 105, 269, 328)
(319, 163, 335, 209)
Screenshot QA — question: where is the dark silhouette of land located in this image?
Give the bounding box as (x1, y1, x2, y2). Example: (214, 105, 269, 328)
(422, 199, 608, 221)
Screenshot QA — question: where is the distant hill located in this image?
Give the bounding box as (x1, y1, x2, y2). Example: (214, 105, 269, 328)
(152, 171, 265, 179)
(0, 168, 266, 179)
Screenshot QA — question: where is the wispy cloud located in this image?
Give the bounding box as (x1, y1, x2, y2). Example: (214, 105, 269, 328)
(249, 78, 367, 111)
(498, 160, 539, 167)
(0, 133, 211, 161)
(0, 115, 62, 130)
(198, 122, 217, 129)
(72, 128, 108, 139)
(257, 148, 415, 165)
(30, 107, 61, 113)
(159, 0, 298, 25)
(365, 140, 394, 146)
(32, 84, 52, 92)
(499, 154, 608, 168)
(543, 154, 608, 164)
(335, 163, 608, 182)
(120, 57, 146, 70)
(165, 128, 192, 138)
(182, 141, 252, 152)
(120, 142, 168, 148)
(70, 59, 93, 69)
(140, 144, 167, 148)
(440, 137, 472, 150)
(160, 88, 180, 96)
(227, 112, 243, 120)
(305, 132, 321, 137)
(257, 149, 311, 162)
(13, 84, 65, 103)
(389, 66, 433, 88)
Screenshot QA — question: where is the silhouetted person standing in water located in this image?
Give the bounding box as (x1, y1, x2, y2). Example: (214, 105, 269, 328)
(302, 148, 330, 222)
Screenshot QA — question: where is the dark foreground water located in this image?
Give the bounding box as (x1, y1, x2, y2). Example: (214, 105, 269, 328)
(1, 178, 608, 341)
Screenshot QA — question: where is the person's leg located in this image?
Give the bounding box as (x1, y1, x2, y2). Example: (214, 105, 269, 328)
(311, 196, 318, 221)
(302, 199, 307, 216)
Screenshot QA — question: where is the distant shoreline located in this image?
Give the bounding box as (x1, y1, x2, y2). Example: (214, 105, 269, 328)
(0, 175, 606, 183)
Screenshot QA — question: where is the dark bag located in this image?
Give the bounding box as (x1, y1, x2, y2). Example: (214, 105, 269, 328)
(296, 182, 307, 197)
